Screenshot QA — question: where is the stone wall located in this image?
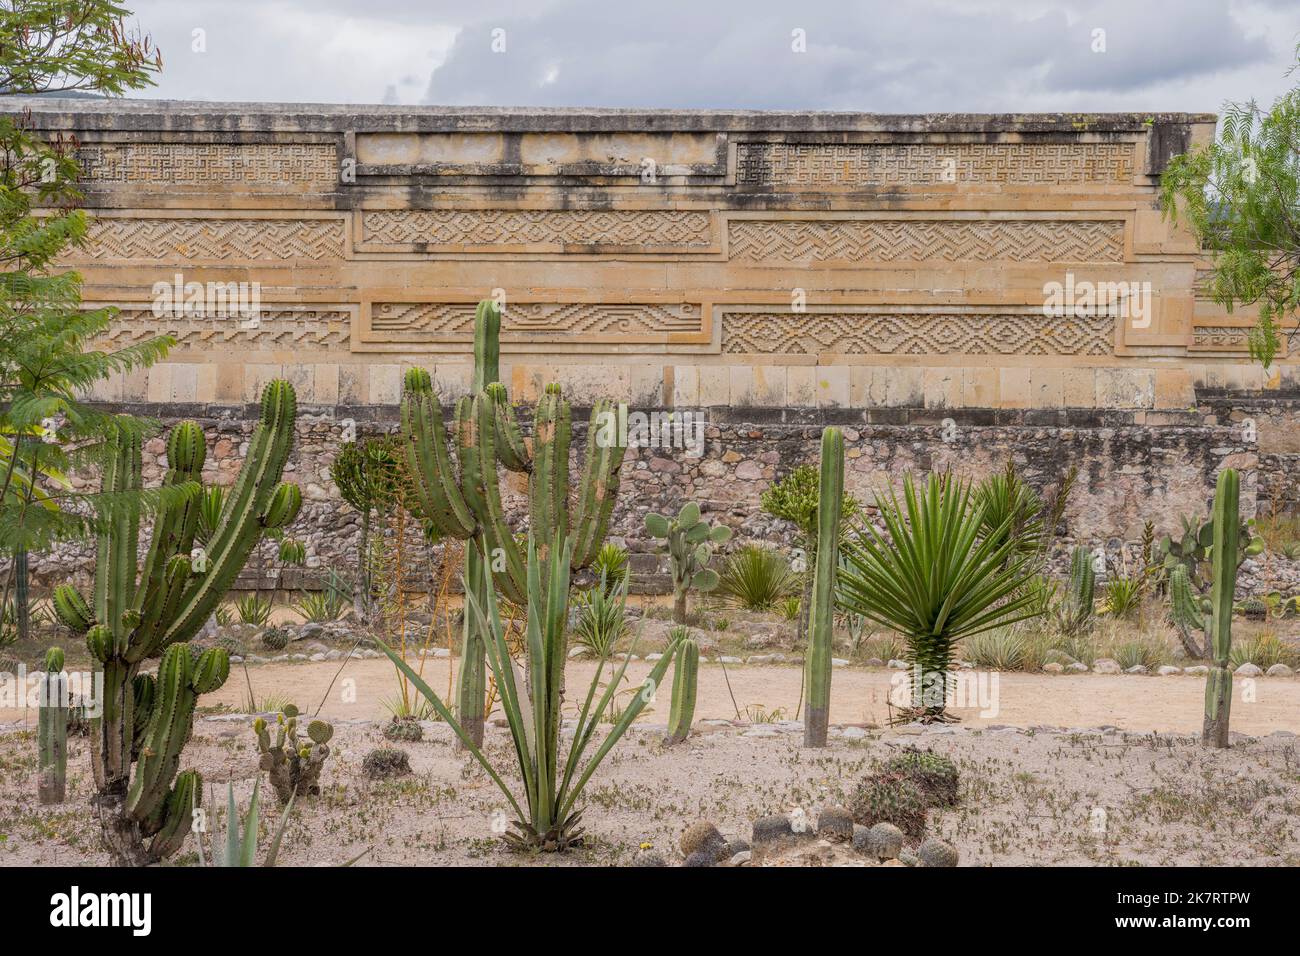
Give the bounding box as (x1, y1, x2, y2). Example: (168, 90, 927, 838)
(5, 100, 1295, 593)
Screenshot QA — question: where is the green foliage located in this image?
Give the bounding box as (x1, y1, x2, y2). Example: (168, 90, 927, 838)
(1110, 635, 1171, 671)
(572, 570, 630, 658)
(849, 772, 928, 841)
(777, 595, 801, 621)
(973, 460, 1043, 556)
(1160, 53, 1300, 369)
(195, 781, 295, 868)
(1054, 546, 1095, 636)
(590, 542, 629, 595)
(962, 628, 1029, 671)
(645, 501, 732, 624)
(714, 544, 797, 611)
(884, 747, 959, 808)
(293, 582, 348, 623)
(0, 1, 163, 96)
(372, 530, 682, 852)
(1229, 632, 1297, 670)
(1103, 575, 1143, 619)
(260, 626, 290, 651)
(759, 462, 859, 541)
(49, 384, 299, 865)
(838, 473, 1043, 721)
(236, 593, 272, 627)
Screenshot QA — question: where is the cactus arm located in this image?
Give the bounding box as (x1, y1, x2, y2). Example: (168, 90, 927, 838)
(133, 423, 205, 626)
(473, 300, 501, 391)
(488, 383, 530, 473)
(529, 386, 564, 554)
(463, 394, 526, 606)
(163, 383, 297, 645)
(52, 584, 92, 634)
(804, 427, 844, 747)
(96, 428, 142, 647)
(571, 399, 628, 569)
(400, 375, 475, 539)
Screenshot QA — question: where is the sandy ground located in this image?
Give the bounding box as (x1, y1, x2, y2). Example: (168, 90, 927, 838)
(2, 658, 1299, 867)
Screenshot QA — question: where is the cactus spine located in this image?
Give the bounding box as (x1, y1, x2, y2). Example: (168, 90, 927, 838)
(51, 382, 300, 865)
(804, 427, 843, 748)
(37, 646, 68, 804)
(665, 628, 698, 745)
(1169, 564, 1210, 658)
(1203, 468, 1240, 749)
(644, 502, 732, 625)
(400, 300, 628, 746)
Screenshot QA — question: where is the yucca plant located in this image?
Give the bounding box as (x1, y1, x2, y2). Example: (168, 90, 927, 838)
(375, 530, 680, 851)
(714, 544, 798, 611)
(572, 571, 630, 658)
(1103, 575, 1143, 619)
(838, 473, 1042, 722)
(590, 542, 629, 596)
(974, 460, 1044, 557)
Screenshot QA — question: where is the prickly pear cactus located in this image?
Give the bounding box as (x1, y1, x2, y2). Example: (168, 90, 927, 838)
(50, 381, 300, 866)
(644, 501, 732, 625)
(255, 708, 334, 804)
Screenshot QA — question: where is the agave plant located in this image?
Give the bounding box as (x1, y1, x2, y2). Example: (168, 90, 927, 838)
(838, 473, 1043, 722)
(572, 571, 630, 658)
(973, 460, 1044, 557)
(714, 544, 799, 611)
(196, 781, 294, 867)
(236, 593, 273, 627)
(375, 530, 680, 851)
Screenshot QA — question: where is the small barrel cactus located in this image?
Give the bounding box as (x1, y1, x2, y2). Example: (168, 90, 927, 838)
(362, 747, 412, 780)
(261, 626, 291, 651)
(254, 707, 333, 804)
(383, 717, 424, 743)
(884, 747, 960, 808)
(849, 772, 928, 842)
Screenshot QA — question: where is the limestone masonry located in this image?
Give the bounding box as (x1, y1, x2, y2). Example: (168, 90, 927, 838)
(8, 100, 1296, 587)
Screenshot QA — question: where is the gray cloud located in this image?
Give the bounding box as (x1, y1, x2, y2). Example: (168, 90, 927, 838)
(126, 0, 1299, 112)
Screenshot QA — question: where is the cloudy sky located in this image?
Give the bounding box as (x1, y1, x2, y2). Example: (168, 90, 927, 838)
(124, 0, 1299, 113)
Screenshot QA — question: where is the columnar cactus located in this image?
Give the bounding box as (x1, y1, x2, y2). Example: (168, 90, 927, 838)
(644, 502, 732, 625)
(37, 646, 68, 804)
(400, 300, 627, 746)
(1203, 468, 1240, 749)
(254, 707, 334, 804)
(1055, 545, 1095, 637)
(51, 381, 300, 866)
(665, 628, 698, 745)
(804, 427, 843, 748)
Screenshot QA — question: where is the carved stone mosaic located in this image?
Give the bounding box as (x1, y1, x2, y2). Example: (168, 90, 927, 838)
(371, 302, 703, 340)
(361, 209, 713, 249)
(99, 308, 350, 350)
(77, 143, 337, 188)
(80, 217, 346, 260)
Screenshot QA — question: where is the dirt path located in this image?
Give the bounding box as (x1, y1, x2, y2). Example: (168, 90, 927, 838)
(180, 660, 1300, 734)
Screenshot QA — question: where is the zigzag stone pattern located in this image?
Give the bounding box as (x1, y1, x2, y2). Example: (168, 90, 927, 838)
(80, 217, 347, 260)
(722, 310, 1114, 355)
(99, 309, 350, 350)
(361, 209, 713, 248)
(372, 301, 702, 338)
(1190, 327, 1250, 351)
(728, 219, 1124, 262)
(735, 142, 1136, 186)
(77, 143, 338, 188)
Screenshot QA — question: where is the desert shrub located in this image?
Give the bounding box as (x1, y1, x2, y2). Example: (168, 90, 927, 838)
(1229, 632, 1297, 669)
(1254, 513, 1300, 554)
(884, 748, 959, 807)
(572, 573, 629, 658)
(590, 543, 629, 595)
(962, 628, 1026, 670)
(714, 545, 798, 612)
(237, 593, 273, 627)
(777, 595, 801, 621)
(1108, 634, 1172, 670)
(860, 632, 905, 662)
(849, 772, 927, 841)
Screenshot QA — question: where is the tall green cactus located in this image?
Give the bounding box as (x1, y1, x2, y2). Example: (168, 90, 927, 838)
(400, 300, 627, 747)
(37, 646, 68, 805)
(1203, 468, 1240, 749)
(665, 627, 698, 745)
(644, 502, 732, 625)
(1055, 545, 1095, 637)
(51, 381, 300, 866)
(804, 427, 843, 748)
